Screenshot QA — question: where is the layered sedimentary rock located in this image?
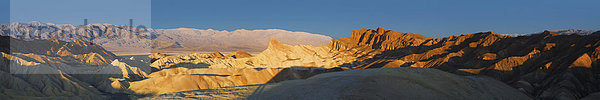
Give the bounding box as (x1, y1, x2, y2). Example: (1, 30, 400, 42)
(328, 27, 600, 99)
(246, 38, 339, 68)
(3, 26, 599, 99)
(128, 67, 341, 95)
(9, 38, 117, 65)
(0, 37, 150, 99)
(226, 50, 253, 58)
(330, 27, 430, 51)
(150, 38, 346, 69)
(133, 38, 347, 95)
(144, 27, 598, 99)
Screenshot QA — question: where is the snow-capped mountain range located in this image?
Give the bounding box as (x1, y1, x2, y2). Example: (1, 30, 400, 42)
(502, 29, 599, 37)
(0, 22, 332, 55)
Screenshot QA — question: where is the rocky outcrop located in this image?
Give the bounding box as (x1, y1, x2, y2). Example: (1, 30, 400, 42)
(226, 50, 253, 58)
(328, 28, 600, 99)
(247, 38, 339, 68)
(4, 25, 599, 100)
(208, 51, 225, 58)
(248, 67, 530, 100)
(150, 38, 345, 69)
(148, 53, 167, 63)
(127, 67, 341, 95)
(0, 37, 150, 99)
(9, 38, 117, 65)
(329, 27, 430, 51)
(128, 68, 281, 94)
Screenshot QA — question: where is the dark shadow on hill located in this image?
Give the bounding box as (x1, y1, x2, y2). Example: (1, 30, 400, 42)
(266, 66, 344, 83)
(332, 32, 600, 99)
(0, 36, 9, 72)
(245, 66, 344, 99)
(189, 74, 239, 77)
(164, 62, 210, 69)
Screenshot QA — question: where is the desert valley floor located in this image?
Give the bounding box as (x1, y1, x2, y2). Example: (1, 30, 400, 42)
(1, 27, 600, 99)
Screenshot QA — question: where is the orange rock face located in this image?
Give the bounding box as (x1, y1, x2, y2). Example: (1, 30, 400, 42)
(328, 27, 600, 99)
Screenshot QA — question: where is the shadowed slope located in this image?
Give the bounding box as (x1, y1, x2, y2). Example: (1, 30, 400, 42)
(329, 27, 600, 99)
(248, 67, 530, 100)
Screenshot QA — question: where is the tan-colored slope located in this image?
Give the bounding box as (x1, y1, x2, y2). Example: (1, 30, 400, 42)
(330, 27, 430, 51)
(328, 28, 600, 99)
(0, 56, 107, 99)
(246, 38, 339, 68)
(226, 50, 253, 58)
(1, 37, 150, 99)
(150, 38, 346, 69)
(248, 67, 530, 100)
(128, 67, 341, 95)
(128, 68, 282, 94)
(10, 38, 117, 65)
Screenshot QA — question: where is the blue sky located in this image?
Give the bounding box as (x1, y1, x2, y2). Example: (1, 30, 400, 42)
(7, 0, 600, 38)
(152, 0, 600, 38)
(10, 0, 150, 27)
(0, 0, 8, 24)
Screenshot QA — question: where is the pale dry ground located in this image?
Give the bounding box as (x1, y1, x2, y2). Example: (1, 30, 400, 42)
(137, 84, 276, 100)
(112, 52, 152, 56)
(114, 51, 260, 56)
(6, 26, 600, 99)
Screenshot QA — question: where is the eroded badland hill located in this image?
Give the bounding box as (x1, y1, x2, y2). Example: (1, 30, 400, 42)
(1, 27, 600, 99)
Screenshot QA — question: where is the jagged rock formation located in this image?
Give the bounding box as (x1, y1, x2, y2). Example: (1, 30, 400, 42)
(9, 38, 117, 65)
(226, 50, 253, 58)
(330, 27, 430, 51)
(128, 67, 340, 95)
(150, 38, 345, 69)
(0, 22, 333, 55)
(128, 68, 282, 94)
(328, 27, 600, 99)
(3, 25, 599, 99)
(245, 38, 339, 68)
(148, 53, 167, 63)
(132, 38, 350, 95)
(208, 51, 225, 58)
(249, 67, 530, 99)
(0, 37, 150, 99)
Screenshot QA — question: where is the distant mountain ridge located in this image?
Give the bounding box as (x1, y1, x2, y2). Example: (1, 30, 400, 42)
(503, 29, 599, 37)
(552, 29, 600, 35)
(153, 27, 332, 53)
(3, 26, 600, 99)
(0, 22, 333, 55)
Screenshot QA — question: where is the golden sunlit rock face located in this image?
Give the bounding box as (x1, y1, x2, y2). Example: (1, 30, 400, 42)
(0, 37, 147, 99)
(325, 28, 600, 99)
(1, 27, 600, 99)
